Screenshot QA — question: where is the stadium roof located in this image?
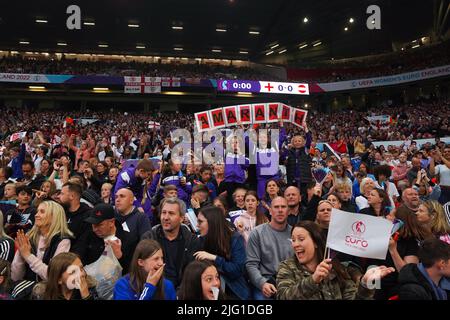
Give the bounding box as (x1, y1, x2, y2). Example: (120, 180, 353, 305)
(0, 0, 438, 63)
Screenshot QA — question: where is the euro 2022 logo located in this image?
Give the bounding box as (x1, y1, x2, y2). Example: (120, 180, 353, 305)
(346, 221, 368, 249)
(352, 221, 366, 236)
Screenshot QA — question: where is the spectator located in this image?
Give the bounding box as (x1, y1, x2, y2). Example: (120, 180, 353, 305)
(335, 183, 357, 212)
(416, 200, 450, 244)
(393, 152, 411, 185)
(18, 160, 46, 191)
(430, 146, 450, 204)
(113, 239, 176, 300)
(8, 142, 26, 180)
(227, 188, 247, 223)
(57, 182, 91, 247)
(113, 159, 154, 208)
(246, 196, 292, 300)
(194, 206, 250, 300)
(11, 201, 73, 282)
(326, 193, 342, 209)
(373, 165, 399, 208)
(32, 180, 58, 208)
(114, 188, 151, 245)
(4, 185, 36, 238)
(284, 186, 303, 226)
(315, 200, 333, 235)
(400, 188, 421, 214)
(72, 203, 135, 274)
(101, 182, 113, 204)
(0, 259, 13, 300)
(398, 238, 450, 300)
(366, 206, 432, 300)
(190, 184, 212, 216)
(178, 260, 225, 300)
(42, 252, 97, 300)
(284, 129, 313, 198)
(359, 189, 393, 218)
(0, 212, 14, 263)
(276, 221, 394, 300)
(141, 197, 202, 288)
(355, 177, 376, 211)
(234, 191, 268, 244)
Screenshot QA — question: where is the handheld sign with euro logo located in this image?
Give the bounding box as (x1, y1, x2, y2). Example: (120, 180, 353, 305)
(326, 208, 392, 260)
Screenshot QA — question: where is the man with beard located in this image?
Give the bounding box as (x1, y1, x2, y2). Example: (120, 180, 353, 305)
(113, 159, 153, 208)
(399, 187, 421, 214)
(57, 181, 92, 247)
(17, 160, 46, 191)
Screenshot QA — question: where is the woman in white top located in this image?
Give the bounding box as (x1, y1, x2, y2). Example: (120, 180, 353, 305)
(355, 177, 376, 211)
(11, 201, 73, 282)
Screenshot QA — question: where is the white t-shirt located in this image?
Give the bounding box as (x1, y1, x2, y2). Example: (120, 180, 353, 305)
(435, 164, 450, 186)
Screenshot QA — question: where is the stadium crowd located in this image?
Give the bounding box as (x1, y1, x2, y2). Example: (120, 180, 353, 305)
(0, 55, 279, 81)
(0, 95, 449, 301)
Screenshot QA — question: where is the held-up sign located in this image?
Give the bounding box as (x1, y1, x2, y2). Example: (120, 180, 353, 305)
(326, 208, 392, 260)
(291, 108, 308, 128)
(252, 104, 267, 124)
(195, 112, 212, 132)
(238, 105, 252, 125)
(267, 103, 280, 123)
(194, 102, 308, 132)
(279, 104, 292, 122)
(210, 108, 226, 129)
(223, 106, 238, 126)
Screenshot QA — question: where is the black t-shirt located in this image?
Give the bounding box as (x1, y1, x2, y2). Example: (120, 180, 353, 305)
(65, 203, 92, 246)
(71, 221, 136, 274)
(366, 237, 419, 300)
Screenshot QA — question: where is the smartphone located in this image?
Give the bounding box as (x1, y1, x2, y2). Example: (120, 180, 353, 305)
(391, 219, 404, 235)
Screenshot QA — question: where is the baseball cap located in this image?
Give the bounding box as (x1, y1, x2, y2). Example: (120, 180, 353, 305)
(192, 184, 209, 194)
(85, 203, 115, 224)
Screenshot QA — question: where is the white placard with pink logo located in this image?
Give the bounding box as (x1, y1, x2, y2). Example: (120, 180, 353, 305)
(326, 208, 392, 260)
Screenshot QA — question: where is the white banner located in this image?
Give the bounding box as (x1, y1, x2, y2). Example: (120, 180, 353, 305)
(10, 131, 27, 142)
(326, 208, 392, 260)
(315, 64, 450, 92)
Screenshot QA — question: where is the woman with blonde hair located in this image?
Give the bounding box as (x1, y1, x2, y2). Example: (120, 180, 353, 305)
(416, 200, 450, 244)
(355, 177, 376, 211)
(11, 200, 73, 282)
